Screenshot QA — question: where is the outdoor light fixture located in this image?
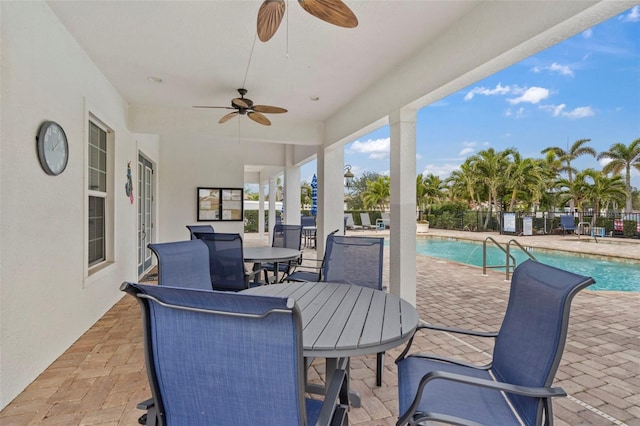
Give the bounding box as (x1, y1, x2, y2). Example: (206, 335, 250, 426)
(344, 165, 355, 189)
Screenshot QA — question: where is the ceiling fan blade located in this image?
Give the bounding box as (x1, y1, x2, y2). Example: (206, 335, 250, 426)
(248, 111, 271, 126)
(193, 106, 234, 109)
(257, 0, 285, 42)
(298, 0, 358, 28)
(231, 98, 250, 109)
(219, 111, 239, 124)
(253, 105, 288, 114)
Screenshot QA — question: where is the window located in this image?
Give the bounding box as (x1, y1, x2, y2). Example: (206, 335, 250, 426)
(88, 120, 109, 268)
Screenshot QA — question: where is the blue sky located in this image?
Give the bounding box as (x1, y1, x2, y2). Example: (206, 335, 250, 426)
(301, 5, 640, 189)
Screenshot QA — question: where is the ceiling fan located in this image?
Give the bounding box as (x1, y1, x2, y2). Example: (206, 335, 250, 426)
(257, 0, 358, 42)
(193, 88, 287, 126)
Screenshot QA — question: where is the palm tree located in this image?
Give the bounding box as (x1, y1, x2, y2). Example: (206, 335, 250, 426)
(447, 161, 479, 208)
(469, 148, 510, 229)
(504, 151, 543, 211)
(422, 174, 446, 215)
(579, 169, 626, 226)
(541, 138, 596, 211)
(597, 137, 640, 212)
(362, 175, 390, 211)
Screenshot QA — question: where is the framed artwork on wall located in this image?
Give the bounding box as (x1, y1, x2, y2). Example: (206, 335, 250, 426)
(197, 187, 243, 221)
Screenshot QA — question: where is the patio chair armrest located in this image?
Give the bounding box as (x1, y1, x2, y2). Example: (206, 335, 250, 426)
(396, 324, 497, 362)
(316, 359, 349, 426)
(418, 323, 498, 338)
(404, 353, 491, 370)
(399, 370, 566, 426)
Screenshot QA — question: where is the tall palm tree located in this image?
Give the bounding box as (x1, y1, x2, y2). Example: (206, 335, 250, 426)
(504, 151, 543, 211)
(597, 137, 640, 212)
(362, 175, 390, 211)
(447, 161, 479, 208)
(469, 148, 510, 229)
(541, 138, 596, 211)
(422, 174, 446, 215)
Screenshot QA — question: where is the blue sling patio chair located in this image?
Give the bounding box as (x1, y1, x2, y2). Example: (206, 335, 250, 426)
(322, 234, 386, 386)
(148, 240, 212, 290)
(193, 232, 262, 291)
(186, 224, 214, 240)
(263, 224, 303, 283)
(121, 282, 349, 426)
(285, 230, 340, 283)
(560, 215, 576, 235)
(395, 259, 594, 426)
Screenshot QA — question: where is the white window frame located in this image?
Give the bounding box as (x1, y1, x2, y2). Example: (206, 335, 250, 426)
(85, 113, 115, 277)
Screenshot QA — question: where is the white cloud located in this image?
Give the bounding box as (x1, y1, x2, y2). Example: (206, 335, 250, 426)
(507, 87, 550, 104)
(540, 104, 595, 119)
(563, 106, 595, 119)
(582, 28, 593, 38)
(505, 107, 526, 118)
(621, 5, 640, 22)
(533, 62, 574, 77)
(348, 138, 390, 160)
(416, 153, 423, 160)
(600, 158, 612, 167)
(464, 83, 512, 101)
(459, 147, 474, 155)
(421, 163, 459, 179)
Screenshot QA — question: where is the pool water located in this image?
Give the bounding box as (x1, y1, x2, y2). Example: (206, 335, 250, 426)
(415, 237, 640, 292)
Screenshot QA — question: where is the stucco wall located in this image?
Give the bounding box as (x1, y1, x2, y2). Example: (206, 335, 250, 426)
(0, 2, 142, 409)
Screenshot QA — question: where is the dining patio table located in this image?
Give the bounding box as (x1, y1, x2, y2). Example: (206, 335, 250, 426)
(243, 246, 301, 284)
(242, 281, 419, 407)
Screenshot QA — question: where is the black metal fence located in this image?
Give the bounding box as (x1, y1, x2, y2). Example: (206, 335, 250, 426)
(424, 210, 640, 238)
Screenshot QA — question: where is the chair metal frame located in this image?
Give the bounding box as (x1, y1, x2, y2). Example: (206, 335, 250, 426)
(147, 240, 212, 290)
(121, 282, 349, 425)
(395, 259, 594, 426)
(193, 232, 262, 291)
(263, 224, 303, 282)
(185, 224, 214, 240)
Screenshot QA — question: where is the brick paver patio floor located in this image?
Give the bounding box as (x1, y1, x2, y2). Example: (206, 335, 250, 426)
(1, 230, 638, 425)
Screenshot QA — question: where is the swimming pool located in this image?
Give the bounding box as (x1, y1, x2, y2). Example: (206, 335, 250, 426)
(415, 237, 640, 292)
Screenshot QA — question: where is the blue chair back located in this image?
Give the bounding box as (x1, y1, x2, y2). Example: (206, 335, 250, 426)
(148, 240, 211, 290)
(121, 283, 307, 425)
(492, 259, 594, 423)
(193, 232, 249, 291)
(323, 235, 384, 289)
(301, 216, 315, 227)
(186, 224, 214, 240)
(560, 215, 575, 230)
(272, 224, 302, 250)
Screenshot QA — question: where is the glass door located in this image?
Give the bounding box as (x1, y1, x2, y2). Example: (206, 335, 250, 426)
(138, 154, 154, 276)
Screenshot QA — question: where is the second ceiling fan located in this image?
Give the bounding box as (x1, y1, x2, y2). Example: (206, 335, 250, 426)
(193, 88, 287, 126)
(257, 0, 358, 42)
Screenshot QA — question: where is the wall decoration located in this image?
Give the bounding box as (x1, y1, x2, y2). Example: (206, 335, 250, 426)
(197, 187, 243, 221)
(125, 161, 134, 204)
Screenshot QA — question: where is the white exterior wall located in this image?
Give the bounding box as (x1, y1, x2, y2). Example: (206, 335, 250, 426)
(0, 2, 152, 408)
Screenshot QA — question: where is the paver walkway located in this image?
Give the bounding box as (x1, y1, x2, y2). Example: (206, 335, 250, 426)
(1, 230, 638, 425)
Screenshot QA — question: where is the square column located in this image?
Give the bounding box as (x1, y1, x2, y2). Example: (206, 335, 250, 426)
(317, 146, 345, 256)
(389, 108, 417, 306)
(284, 146, 301, 225)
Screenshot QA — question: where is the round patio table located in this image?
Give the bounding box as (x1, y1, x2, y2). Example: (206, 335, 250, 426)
(242, 281, 419, 406)
(243, 247, 301, 283)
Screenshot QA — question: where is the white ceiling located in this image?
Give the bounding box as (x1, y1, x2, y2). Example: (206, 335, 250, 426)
(47, 0, 635, 164)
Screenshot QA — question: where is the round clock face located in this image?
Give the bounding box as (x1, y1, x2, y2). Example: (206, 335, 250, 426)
(37, 121, 69, 175)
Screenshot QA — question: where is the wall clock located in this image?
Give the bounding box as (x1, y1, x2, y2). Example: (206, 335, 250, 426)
(36, 121, 69, 176)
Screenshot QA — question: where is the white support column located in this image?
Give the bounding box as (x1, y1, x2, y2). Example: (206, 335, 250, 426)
(389, 107, 417, 306)
(284, 146, 301, 225)
(317, 146, 344, 256)
(268, 176, 277, 242)
(258, 178, 265, 239)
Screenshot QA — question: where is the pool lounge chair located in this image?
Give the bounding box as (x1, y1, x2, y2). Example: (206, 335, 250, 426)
(360, 212, 374, 229)
(395, 259, 594, 426)
(344, 213, 362, 230)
